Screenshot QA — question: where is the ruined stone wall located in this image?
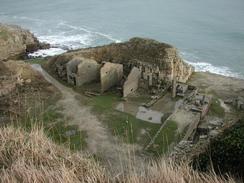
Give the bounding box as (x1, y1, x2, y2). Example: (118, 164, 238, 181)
(76, 58, 100, 86)
(123, 67, 141, 97)
(100, 62, 123, 93)
(48, 38, 194, 90)
(79, 38, 193, 83)
(66, 58, 81, 85)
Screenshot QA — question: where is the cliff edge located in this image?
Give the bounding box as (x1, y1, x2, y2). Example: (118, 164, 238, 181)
(0, 24, 47, 61)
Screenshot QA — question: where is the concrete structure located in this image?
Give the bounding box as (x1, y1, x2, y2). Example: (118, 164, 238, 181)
(100, 62, 123, 93)
(66, 57, 100, 86)
(236, 97, 244, 110)
(76, 58, 100, 86)
(176, 83, 188, 97)
(66, 58, 81, 85)
(172, 79, 177, 98)
(123, 67, 141, 97)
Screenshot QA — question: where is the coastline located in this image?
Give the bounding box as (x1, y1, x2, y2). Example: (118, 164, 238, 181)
(29, 46, 244, 80)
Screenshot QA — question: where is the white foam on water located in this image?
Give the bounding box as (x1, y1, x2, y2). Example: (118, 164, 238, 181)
(38, 34, 94, 50)
(13, 16, 44, 23)
(28, 48, 67, 58)
(181, 52, 243, 79)
(59, 22, 121, 43)
(28, 21, 122, 58)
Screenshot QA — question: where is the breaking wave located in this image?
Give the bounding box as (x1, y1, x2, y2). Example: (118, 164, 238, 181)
(28, 22, 121, 58)
(28, 48, 67, 58)
(181, 52, 243, 79)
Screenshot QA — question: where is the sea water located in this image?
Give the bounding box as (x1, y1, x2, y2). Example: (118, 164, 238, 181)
(0, 0, 244, 78)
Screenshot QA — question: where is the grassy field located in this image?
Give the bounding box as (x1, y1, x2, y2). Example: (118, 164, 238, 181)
(88, 92, 179, 155)
(16, 91, 87, 151)
(25, 58, 49, 65)
(146, 120, 179, 155)
(21, 105, 87, 151)
(209, 98, 225, 117)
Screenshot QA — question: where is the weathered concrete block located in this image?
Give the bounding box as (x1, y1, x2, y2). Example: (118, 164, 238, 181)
(66, 57, 100, 86)
(76, 58, 100, 86)
(123, 67, 141, 97)
(66, 58, 81, 85)
(100, 62, 123, 93)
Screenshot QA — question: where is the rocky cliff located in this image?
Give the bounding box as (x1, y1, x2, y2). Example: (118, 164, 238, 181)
(0, 24, 47, 61)
(48, 38, 194, 84)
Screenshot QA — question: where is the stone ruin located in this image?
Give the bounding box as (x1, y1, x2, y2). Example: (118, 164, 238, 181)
(225, 96, 244, 110)
(49, 38, 194, 97)
(66, 57, 100, 86)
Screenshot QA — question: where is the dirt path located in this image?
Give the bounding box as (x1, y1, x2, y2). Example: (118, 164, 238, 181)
(31, 64, 144, 175)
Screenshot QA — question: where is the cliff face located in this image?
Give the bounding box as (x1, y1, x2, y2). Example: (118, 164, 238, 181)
(48, 38, 194, 84)
(0, 24, 44, 61)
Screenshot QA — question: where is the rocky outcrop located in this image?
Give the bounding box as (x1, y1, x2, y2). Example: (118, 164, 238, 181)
(0, 24, 47, 61)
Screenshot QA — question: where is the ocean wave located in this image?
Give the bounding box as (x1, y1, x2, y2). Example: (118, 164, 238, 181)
(12, 16, 44, 23)
(185, 60, 243, 79)
(38, 34, 94, 50)
(28, 48, 67, 58)
(59, 22, 121, 43)
(180, 51, 243, 79)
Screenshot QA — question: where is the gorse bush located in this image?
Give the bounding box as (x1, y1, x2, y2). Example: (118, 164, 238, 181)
(193, 119, 244, 178)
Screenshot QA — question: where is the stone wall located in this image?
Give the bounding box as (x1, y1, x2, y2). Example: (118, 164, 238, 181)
(123, 67, 141, 97)
(48, 38, 194, 93)
(79, 38, 194, 83)
(100, 62, 123, 93)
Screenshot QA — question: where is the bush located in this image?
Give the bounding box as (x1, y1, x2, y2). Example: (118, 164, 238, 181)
(193, 119, 244, 178)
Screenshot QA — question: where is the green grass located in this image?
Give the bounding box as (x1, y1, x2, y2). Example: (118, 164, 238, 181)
(88, 93, 162, 145)
(147, 120, 178, 155)
(18, 104, 87, 151)
(127, 95, 151, 103)
(209, 98, 225, 117)
(25, 58, 48, 65)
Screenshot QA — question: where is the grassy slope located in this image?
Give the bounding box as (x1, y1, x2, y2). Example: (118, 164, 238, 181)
(17, 93, 87, 151)
(209, 98, 225, 117)
(0, 126, 235, 183)
(147, 120, 179, 155)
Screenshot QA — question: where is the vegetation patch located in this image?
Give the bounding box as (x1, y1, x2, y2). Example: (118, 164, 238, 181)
(193, 119, 244, 178)
(88, 93, 162, 146)
(209, 98, 225, 117)
(147, 120, 179, 155)
(25, 58, 48, 65)
(17, 103, 87, 151)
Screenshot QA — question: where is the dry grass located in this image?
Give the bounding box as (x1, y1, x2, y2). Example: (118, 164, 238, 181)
(0, 126, 108, 183)
(0, 126, 235, 183)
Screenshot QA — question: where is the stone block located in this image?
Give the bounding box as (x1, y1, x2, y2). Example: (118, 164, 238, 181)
(123, 67, 141, 97)
(100, 62, 123, 93)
